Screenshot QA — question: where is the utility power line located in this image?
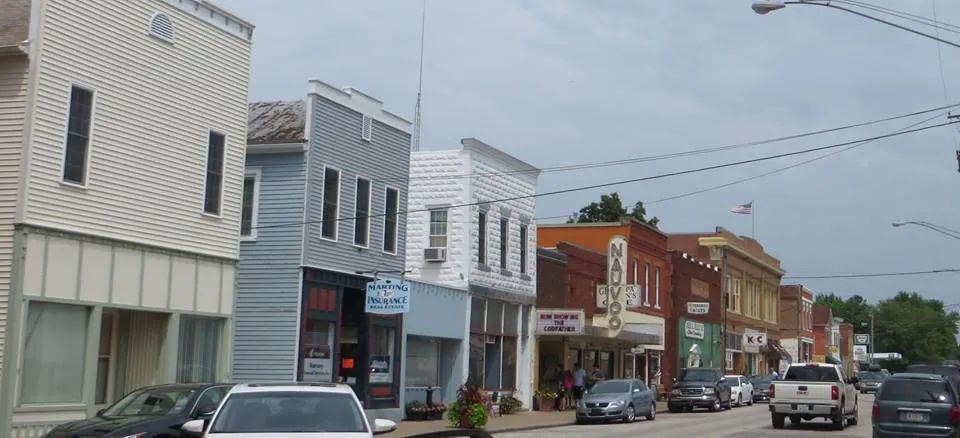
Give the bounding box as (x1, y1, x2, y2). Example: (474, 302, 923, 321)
(835, 0, 960, 34)
(254, 119, 957, 231)
(785, 268, 960, 279)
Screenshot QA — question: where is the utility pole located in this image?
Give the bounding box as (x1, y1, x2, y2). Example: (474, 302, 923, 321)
(870, 312, 876, 365)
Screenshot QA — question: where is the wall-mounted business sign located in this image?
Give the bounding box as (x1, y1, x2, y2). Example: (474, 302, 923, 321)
(596, 235, 630, 333)
(853, 345, 869, 362)
(743, 332, 767, 352)
(365, 279, 410, 314)
(854, 334, 870, 345)
(535, 309, 584, 335)
(687, 302, 709, 315)
(684, 320, 705, 340)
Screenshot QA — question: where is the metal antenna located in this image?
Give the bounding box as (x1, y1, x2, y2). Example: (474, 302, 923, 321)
(411, 0, 427, 152)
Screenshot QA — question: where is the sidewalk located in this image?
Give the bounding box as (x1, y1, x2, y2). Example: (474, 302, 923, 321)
(384, 405, 669, 437)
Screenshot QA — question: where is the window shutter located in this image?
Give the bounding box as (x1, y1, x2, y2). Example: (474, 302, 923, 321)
(361, 115, 373, 142)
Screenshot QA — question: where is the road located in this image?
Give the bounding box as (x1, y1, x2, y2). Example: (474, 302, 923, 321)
(499, 395, 874, 438)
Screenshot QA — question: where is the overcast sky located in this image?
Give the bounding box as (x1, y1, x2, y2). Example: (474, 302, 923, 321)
(222, 0, 960, 306)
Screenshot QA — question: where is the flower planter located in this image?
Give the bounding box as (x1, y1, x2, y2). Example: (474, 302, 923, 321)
(537, 398, 556, 411)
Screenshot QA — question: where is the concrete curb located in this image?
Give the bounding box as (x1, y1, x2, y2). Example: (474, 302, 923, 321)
(483, 406, 671, 434)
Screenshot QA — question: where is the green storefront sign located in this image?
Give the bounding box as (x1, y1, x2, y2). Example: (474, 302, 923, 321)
(678, 318, 722, 369)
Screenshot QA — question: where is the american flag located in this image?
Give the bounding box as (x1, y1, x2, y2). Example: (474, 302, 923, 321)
(730, 202, 753, 214)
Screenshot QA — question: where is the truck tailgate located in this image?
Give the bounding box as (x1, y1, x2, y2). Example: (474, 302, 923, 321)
(774, 382, 834, 403)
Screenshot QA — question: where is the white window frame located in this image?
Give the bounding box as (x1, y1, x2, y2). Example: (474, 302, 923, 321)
(352, 176, 372, 248)
(654, 266, 661, 308)
(382, 186, 400, 255)
(643, 263, 650, 306)
(428, 208, 448, 249)
(59, 82, 96, 188)
(201, 130, 228, 218)
(320, 165, 341, 242)
(240, 168, 262, 241)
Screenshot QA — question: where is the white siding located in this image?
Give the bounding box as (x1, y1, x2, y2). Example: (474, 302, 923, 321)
(22, 0, 251, 260)
(0, 56, 27, 386)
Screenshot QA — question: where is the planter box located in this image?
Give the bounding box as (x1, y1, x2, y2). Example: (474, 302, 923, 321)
(537, 398, 556, 411)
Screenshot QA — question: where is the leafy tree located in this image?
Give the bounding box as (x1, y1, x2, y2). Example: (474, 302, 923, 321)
(874, 292, 960, 368)
(813, 293, 873, 329)
(567, 192, 659, 227)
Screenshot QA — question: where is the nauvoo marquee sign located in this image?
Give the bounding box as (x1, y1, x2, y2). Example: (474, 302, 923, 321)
(596, 235, 640, 335)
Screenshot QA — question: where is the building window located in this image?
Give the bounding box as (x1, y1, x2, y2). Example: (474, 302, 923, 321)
(469, 298, 517, 390)
(20, 302, 89, 404)
(178, 316, 222, 383)
(370, 326, 396, 384)
(499, 218, 509, 269)
(731, 278, 742, 313)
(428, 209, 448, 248)
(240, 170, 260, 239)
(62, 86, 94, 185)
(203, 131, 226, 215)
(654, 267, 661, 308)
(353, 178, 371, 246)
(632, 260, 638, 284)
(725, 351, 734, 370)
(361, 115, 373, 142)
(478, 211, 487, 265)
(321, 167, 340, 240)
(519, 225, 528, 274)
(383, 188, 399, 254)
(644, 263, 651, 305)
(405, 336, 440, 387)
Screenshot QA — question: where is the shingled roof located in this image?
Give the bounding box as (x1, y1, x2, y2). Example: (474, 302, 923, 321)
(247, 100, 306, 144)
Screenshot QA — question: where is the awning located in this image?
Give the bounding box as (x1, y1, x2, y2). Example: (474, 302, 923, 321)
(762, 340, 793, 361)
(583, 325, 661, 345)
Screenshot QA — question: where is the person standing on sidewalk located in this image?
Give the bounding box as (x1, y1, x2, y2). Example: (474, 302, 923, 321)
(562, 368, 574, 410)
(572, 362, 587, 406)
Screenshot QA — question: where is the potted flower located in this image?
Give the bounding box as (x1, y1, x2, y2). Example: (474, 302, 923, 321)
(499, 395, 522, 415)
(405, 400, 428, 421)
(428, 402, 447, 420)
(534, 387, 558, 412)
(447, 383, 489, 429)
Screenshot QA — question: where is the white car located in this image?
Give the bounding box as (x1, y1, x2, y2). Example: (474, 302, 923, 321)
(725, 375, 754, 407)
(181, 382, 397, 437)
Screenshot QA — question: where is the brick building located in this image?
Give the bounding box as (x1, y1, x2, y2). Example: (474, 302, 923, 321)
(667, 251, 723, 390)
(779, 285, 814, 363)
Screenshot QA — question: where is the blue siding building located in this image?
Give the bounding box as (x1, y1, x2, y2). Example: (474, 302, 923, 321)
(235, 80, 411, 419)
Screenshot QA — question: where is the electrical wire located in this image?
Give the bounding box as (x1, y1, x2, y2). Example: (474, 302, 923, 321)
(376, 102, 960, 183)
(835, 0, 960, 34)
(784, 268, 960, 279)
(253, 120, 957, 230)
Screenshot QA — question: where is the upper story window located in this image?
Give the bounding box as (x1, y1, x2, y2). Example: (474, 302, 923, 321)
(148, 13, 175, 43)
(478, 210, 487, 265)
(643, 263, 650, 305)
(499, 218, 509, 269)
(519, 225, 528, 274)
(383, 188, 399, 254)
(353, 178, 371, 247)
(240, 169, 261, 239)
(361, 116, 373, 142)
(632, 260, 638, 284)
(654, 267, 661, 308)
(203, 132, 226, 215)
(730, 278, 742, 313)
(428, 209, 448, 248)
(62, 86, 94, 185)
(321, 167, 341, 240)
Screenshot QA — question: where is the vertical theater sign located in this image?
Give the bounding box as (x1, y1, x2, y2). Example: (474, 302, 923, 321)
(596, 235, 640, 336)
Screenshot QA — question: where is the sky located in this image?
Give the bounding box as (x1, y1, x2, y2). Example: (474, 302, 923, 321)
(222, 0, 960, 306)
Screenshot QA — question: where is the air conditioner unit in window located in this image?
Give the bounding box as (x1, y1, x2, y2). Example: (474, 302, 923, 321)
(424, 247, 447, 262)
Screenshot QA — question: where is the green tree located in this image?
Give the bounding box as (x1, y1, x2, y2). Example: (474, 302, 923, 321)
(813, 293, 873, 329)
(874, 292, 960, 368)
(567, 192, 659, 227)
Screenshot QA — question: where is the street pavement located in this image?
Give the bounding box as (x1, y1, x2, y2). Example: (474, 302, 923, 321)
(498, 395, 874, 438)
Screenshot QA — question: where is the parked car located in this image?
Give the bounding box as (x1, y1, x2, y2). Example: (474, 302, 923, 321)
(858, 370, 887, 394)
(770, 362, 860, 430)
(750, 375, 772, 403)
(576, 379, 656, 424)
(872, 373, 960, 438)
(45, 383, 233, 438)
(182, 383, 396, 437)
(667, 368, 732, 413)
(725, 375, 754, 407)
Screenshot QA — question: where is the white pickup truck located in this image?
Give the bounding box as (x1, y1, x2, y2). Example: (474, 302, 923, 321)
(769, 362, 860, 430)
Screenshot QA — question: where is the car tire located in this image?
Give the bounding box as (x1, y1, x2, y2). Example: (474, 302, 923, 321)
(646, 403, 656, 421)
(709, 399, 721, 412)
(771, 413, 786, 429)
(668, 406, 682, 414)
(575, 418, 586, 425)
(832, 402, 845, 430)
(736, 394, 742, 407)
(848, 405, 859, 426)
(624, 404, 636, 423)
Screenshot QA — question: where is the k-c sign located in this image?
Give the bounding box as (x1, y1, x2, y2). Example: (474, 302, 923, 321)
(743, 333, 767, 351)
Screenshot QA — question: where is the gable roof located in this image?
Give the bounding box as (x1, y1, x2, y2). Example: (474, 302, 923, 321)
(247, 100, 306, 144)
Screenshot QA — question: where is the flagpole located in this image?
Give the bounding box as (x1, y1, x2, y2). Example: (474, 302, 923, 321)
(752, 200, 756, 239)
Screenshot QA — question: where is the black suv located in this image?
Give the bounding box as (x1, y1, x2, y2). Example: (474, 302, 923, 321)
(667, 368, 733, 413)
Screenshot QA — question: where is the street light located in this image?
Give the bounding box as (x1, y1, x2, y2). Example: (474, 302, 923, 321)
(751, 0, 960, 50)
(892, 221, 960, 240)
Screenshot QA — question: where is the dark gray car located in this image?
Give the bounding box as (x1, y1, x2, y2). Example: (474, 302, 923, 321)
(872, 373, 960, 438)
(576, 379, 656, 424)
(859, 370, 887, 394)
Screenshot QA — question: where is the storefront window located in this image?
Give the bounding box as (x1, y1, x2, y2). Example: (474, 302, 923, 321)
(486, 301, 503, 334)
(302, 320, 335, 382)
(405, 337, 440, 387)
(470, 298, 485, 332)
(468, 334, 485, 386)
(470, 298, 520, 390)
(502, 337, 517, 389)
(21, 302, 89, 404)
(599, 352, 613, 379)
(725, 351, 734, 370)
(483, 337, 502, 388)
(178, 316, 222, 383)
(503, 303, 519, 336)
(370, 326, 396, 384)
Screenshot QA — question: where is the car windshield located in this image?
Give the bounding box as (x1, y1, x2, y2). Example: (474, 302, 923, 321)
(102, 386, 196, 417)
(590, 380, 631, 394)
(750, 376, 771, 386)
(859, 371, 885, 380)
(879, 379, 954, 403)
(679, 369, 719, 381)
(210, 391, 368, 433)
(784, 365, 840, 382)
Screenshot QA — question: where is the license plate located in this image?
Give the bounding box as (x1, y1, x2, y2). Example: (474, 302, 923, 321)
(900, 412, 929, 423)
(591, 409, 603, 415)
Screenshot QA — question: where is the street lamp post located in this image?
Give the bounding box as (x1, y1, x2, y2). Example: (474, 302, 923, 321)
(751, 0, 960, 50)
(892, 221, 960, 240)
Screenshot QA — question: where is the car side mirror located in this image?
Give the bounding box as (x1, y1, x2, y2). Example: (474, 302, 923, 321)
(95, 409, 105, 417)
(373, 418, 397, 435)
(719, 377, 726, 383)
(181, 419, 205, 436)
(196, 404, 217, 418)
(633, 388, 641, 393)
